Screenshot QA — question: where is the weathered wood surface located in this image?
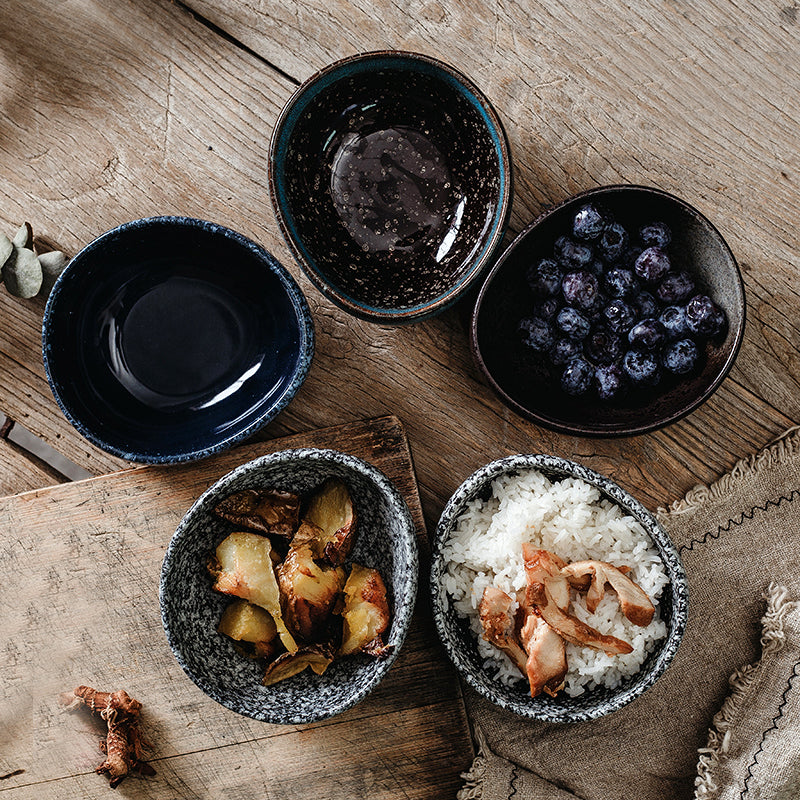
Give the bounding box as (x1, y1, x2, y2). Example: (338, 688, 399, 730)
(0, 0, 797, 510)
(0, 416, 473, 799)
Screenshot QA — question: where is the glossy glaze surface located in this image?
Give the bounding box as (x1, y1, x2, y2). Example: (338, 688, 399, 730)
(42, 217, 314, 462)
(471, 185, 745, 436)
(270, 51, 511, 322)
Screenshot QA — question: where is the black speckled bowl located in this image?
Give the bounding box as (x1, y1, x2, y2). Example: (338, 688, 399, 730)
(471, 185, 745, 436)
(430, 454, 688, 723)
(160, 448, 418, 724)
(269, 51, 512, 324)
(42, 217, 314, 463)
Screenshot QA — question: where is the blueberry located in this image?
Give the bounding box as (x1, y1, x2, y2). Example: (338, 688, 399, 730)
(657, 271, 696, 305)
(526, 258, 563, 297)
(572, 204, 606, 241)
(603, 267, 639, 299)
(585, 258, 605, 277)
(562, 270, 600, 311)
(599, 222, 629, 262)
(556, 307, 591, 340)
(623, 349, 661, 386)
(549, 336, 582, 366)
(639, 221, 672, 249)
(628, 318, 666, 350)
(634, 247, 671, 284)
(685, 294, 726, 337)
(518, 316, 555, 353)
(534, 297, 562, 321)
(662, 338, 699, 374)
(554, 236, 594, 270)
(561, 357, 594, 396)
(595, 363, 628, 401)
(602, 299, 637, 335)
(585, 327, 624, 365)
(624, 245, 644, 269)
(659, 305, 690, 341)
(632, 291, 659, 319)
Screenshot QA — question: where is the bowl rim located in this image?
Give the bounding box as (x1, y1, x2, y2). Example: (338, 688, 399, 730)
(268, 49, 513, 324)
(429, 452, 689, 723)
(470, 183, 747, 436)
(160, 446, 420, 724)
(41, 215, 315, 464)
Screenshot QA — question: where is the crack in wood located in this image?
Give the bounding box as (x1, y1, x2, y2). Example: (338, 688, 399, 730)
(0, 769, 25, 780)
(170, 0, 301, 86)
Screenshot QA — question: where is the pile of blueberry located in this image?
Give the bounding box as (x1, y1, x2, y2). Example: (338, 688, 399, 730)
(517, 203, 727, 401)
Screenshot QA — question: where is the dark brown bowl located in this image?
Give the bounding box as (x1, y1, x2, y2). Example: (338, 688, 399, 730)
(269, 51, 512, 324)
(471, 185, 745, 436)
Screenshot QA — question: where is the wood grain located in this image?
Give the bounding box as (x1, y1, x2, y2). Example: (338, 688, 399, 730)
(0, 416, 473, 799)
(0, 434, 66, 495)
(0, 0, 796, 520)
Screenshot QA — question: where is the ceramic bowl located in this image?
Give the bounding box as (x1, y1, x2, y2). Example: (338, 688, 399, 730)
(42, 217, 314, 463)
(471, 185, 745, 436)
(269, 50, 512, 324)
(430, 453, 689, 723)
(160, 448, 419, 724)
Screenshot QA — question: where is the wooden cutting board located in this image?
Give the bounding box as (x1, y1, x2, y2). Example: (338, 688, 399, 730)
(0, 416, 473, 799)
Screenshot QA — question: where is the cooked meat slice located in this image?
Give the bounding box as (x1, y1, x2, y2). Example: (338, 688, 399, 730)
(303, 478, 356, 566)
(213, 489, 300, 538)
(522, 545, 633, 656)
(562, 560, 655, 626)
(478, 586, 529, 676)
(519, 612, 567, 697)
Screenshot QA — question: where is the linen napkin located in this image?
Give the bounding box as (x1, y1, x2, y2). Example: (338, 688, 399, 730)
(458, 427, 800, 800)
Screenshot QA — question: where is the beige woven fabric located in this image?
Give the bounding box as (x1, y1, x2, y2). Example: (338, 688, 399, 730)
(459, 428, 800, 800)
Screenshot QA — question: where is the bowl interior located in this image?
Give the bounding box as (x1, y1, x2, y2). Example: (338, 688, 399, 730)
(271, 53, 510, 317)
(430, 454, 688, 723)
(160, 449, 418, 724)
(472, 186, 745, 435)
(43, 218, 313, 462)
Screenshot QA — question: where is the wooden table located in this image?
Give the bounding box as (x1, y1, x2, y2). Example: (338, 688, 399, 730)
(0, 0, 798, 797)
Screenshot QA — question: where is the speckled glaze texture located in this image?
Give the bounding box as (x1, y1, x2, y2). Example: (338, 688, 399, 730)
(471, 185, 745, 436)
(430, 454, 689, 723)
(269, 51, 512, 323)
(42, 217, 314, 463)
(160, 448, 419, 724)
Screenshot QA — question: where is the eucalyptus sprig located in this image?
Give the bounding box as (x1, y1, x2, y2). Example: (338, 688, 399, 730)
(0, 222, 68, 298)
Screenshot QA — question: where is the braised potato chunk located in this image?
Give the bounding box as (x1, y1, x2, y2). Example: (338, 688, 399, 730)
(339, 564, 391, 657)
(278, 522, 346, 642)
(213, 489, 300, 539)
(218, 599, 278, 659)
(304, 479, 356, 566)
(209, 532, 298, 653)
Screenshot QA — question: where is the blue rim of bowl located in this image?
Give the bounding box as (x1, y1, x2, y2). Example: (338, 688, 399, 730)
(268, 50, 513, 324)
(41, 216, 315, 464)
(470, 184, 747, 436)
(160, 447, 420, 723)
(429, 453, 690, 722)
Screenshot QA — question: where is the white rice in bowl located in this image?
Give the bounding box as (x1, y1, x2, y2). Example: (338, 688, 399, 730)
(441, 468, 669, 696)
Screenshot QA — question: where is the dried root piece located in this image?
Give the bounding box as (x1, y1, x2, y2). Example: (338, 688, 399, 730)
(218, 599, 278, 659)
(213, 489, 301, 539)
(262, 642, 336, 686)
(339, 564, 392, 658)
(278, 522, 346, 642)
(67, 686, 155, 788)
(303, 478, 356, 566)
(208, 531, 298, 653)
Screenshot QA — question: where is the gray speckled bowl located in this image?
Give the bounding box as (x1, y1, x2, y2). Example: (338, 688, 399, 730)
(160, 448, 418, 724)
(269, 51, 512, 324)
(430, 454, 688, 723)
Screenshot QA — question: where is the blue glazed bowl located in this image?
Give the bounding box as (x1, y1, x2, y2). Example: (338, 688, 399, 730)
(42, 217, 314, 463)
(430, 454, 688, 723)
(160, 448, 419, 724)
(269, 50, 512, 323)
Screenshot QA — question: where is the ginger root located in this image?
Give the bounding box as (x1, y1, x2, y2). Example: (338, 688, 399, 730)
(65, 686, 155, 788)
